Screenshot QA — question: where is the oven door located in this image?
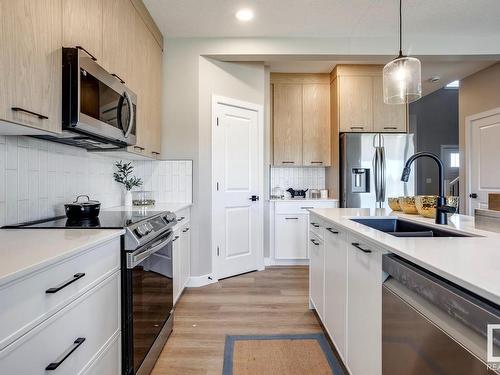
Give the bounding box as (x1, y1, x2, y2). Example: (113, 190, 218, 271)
(123, 230, 174, 375)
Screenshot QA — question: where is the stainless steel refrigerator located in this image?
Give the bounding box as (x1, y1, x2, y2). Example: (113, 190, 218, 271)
(340, 133, 415, 208)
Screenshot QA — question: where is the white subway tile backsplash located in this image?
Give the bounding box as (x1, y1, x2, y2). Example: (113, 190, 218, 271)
(0, 136, 193, 226)
(270, 167, 325, 191)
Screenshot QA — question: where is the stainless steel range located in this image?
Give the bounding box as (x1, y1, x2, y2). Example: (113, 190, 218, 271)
(4, 210, 178, 375)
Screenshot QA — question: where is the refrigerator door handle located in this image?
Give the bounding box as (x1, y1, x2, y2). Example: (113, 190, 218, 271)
(374, 147, 382, 203)
(380, 147, 386, 203)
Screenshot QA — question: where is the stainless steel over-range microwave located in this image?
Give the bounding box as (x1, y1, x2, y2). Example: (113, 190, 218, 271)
(38, 47, 137, 150)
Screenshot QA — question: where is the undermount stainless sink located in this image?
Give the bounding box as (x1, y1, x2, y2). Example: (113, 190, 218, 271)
(350, 218, 476, 238)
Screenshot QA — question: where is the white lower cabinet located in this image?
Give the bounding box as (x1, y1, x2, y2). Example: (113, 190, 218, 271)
(309, 215, 384, 375)
(84, 333, 121, 375)
(309, 231, 325, 319)
(324, 225, 348, 360)
(275, 214, 309, 259)
(0, 271, 121, 374)
(272, 200, 338, 261)
(173, 219, 191, 304)
(346, 235, 383, 375)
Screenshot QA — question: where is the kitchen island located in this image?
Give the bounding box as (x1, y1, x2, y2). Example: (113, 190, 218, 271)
(308, 208, 500, 375)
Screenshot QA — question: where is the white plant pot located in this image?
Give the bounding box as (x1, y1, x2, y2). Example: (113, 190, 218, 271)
(123, 191, 132, 206)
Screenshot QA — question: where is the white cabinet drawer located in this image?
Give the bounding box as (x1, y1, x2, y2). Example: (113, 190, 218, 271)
(274, 200, 338, 214)
(0, 238, 120, 349)
(275, 214, 308, 259)
(0, 272, 120, 375)
(83, 332, 121, 375)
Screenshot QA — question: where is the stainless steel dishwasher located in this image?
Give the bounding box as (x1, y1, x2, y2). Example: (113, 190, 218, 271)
(382, 254, 500, 375)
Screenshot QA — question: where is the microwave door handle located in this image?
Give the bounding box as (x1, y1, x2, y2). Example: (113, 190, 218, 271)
(123, 91, 134, 138)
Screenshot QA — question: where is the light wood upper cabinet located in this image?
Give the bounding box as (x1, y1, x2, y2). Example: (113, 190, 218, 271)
(62, 0, 103, 61)
(339, 76, 373, 132)
(0, 0, 62, 133)
(303, 84, 331, 166)
(127, 13, 163, 158)
(102, 0, 135, 84)
(273, 84, 303, 166)
(372, 76, 407, 132)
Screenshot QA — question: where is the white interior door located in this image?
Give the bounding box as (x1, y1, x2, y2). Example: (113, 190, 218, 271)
(212, 97, 263, 279)
(467, 109, 500, 214)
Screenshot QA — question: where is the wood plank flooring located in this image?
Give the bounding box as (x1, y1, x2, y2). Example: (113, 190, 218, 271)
(152, 266, 322, 375)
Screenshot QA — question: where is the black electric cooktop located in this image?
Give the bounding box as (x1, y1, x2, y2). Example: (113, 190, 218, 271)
(3, 210, 166, 229)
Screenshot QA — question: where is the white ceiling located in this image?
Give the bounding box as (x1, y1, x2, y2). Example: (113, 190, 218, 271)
(145, 0, 500, 39)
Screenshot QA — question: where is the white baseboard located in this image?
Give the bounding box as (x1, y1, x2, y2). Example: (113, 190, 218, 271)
(264, 257, 309, 266)
(186, 273, 218, 287)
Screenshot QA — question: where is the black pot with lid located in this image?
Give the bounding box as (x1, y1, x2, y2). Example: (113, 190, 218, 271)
(64, 195, 101, 220)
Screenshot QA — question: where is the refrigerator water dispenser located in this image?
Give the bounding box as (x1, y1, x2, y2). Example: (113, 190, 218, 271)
(351, 168, 370, 193)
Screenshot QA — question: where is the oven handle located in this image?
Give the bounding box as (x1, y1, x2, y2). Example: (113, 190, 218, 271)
(127, 231, 174, 269)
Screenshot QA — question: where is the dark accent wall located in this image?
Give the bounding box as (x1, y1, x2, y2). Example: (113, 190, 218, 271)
(409, 88, 459, 195)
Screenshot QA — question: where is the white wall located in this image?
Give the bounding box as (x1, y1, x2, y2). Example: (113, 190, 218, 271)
(0, 135, 191, 226)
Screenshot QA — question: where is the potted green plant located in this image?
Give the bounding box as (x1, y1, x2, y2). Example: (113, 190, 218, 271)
(113, 161, 143, 206)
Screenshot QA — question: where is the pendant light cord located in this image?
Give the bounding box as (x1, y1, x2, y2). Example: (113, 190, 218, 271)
(399, 0, 403, 57)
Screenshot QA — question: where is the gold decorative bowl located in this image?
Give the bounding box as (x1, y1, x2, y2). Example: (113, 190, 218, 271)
(388, 197, 401, 211)
(399, 196, 418, 214)
(415, 195, 439, 218)
(415, 196, 460, 218)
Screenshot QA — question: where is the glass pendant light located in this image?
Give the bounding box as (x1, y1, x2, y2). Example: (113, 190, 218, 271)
(383, 0, 421, 104)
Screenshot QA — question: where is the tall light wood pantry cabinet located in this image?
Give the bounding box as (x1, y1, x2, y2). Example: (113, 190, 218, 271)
(0, 0, 62, 133)
(272, 74, 331, 167)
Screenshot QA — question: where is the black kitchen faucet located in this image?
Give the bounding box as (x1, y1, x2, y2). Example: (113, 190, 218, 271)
(401, 152, 456, 225)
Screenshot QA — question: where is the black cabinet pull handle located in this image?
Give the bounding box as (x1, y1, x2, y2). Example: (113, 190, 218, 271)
(111, 73, 125, 84)
(75, 45, 97, 61)
(45, 337, 85, 370)
(177, 216, 185, 222)
(285, 217, 298, 220)
(301, 206, 314, 209)
(310, 223, 320, 228)
(282, 161, 295, 164)
(310, 239, 320, 246)
(350, 126, 364, 130)
(152, 151, 160, 155)
(46, 273, 85, 294)
(383, 126, 398, 130)
(352, 242, 372, 254)
(182, 227, 190, 232)
(326, 228, 339, 234)
(173, 235, 180, 242)
(133, 146, 145, 151)
(311, 161, 323, 164)
(11, 107, 48, 120)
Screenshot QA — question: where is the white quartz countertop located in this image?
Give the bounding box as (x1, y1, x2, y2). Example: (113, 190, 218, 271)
(103, 202, 192, 213)
(270, 198, 339, 202)
(0, 229, 124, 287)
(309, 208, 500, 305)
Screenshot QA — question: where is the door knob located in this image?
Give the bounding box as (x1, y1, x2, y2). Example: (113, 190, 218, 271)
(469, 193, 478, 199)
(249, 195, 260, 202)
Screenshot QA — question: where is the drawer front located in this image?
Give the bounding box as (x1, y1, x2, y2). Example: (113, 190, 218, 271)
(275, 200, 338, 214)
(83, 333, 121, 375)
(175, 208, 190, 225)
(0, 272, 120, 374)
(0, 238, 120, 349)
(275, 214, 309, 259)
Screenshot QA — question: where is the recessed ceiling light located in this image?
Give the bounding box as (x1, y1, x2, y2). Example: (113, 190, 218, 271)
(236, 8, 254, 22)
